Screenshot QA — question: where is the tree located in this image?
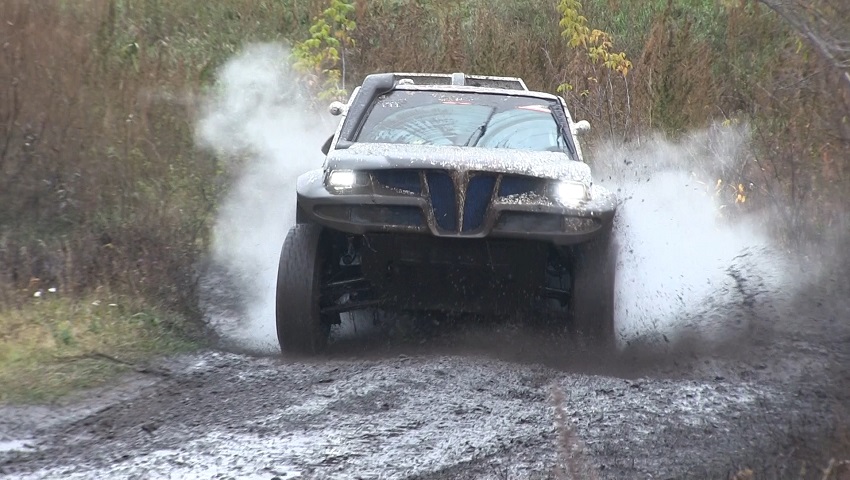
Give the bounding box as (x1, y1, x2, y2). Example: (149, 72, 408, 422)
(757, 0, 850, 95)
(292, 0, 357, 102)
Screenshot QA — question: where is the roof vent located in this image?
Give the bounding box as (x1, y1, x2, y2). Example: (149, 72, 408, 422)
(451, 72, 466, 86)
(398, 78, 415, 85)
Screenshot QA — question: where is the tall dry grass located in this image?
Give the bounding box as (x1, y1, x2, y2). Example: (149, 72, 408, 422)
(0, 1, 218, 314)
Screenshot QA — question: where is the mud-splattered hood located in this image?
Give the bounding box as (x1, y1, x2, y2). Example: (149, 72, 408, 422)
(326, 143, 592, 184)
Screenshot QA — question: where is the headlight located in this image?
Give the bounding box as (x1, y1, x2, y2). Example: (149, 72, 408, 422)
(552, 181, 588, 205)
(326, 170, 367, 191)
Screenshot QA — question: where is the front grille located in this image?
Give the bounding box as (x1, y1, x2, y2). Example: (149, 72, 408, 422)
(463, 174, 497, 232)
(371, 169, 526, 234)
(425, 171, 458, 231)
(426, 171, 498, 233)
(372, 170, 422, 195)
(498, 175, 544, 197)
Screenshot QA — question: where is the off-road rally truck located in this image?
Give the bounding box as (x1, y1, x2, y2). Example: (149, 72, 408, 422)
(276, 72, 618, 354)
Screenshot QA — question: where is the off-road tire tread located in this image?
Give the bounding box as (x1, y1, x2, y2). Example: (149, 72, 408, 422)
(276, 224, 328, 354)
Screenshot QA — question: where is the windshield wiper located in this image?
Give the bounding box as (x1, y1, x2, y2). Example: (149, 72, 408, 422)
(464, 107, 497, 147)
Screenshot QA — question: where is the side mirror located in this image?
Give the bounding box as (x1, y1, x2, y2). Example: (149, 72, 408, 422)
(573, 120, 591, 135)
(329, 101, 347, 116)
(321, 134, 334, 155)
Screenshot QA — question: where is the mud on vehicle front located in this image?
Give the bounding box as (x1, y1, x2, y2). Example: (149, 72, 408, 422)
(276, 73, 618, 354)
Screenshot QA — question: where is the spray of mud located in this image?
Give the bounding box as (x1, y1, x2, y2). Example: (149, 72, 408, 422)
(196, 43, 331, 352)
(596, 127, 799, 352)
(195, 43, 805, 356)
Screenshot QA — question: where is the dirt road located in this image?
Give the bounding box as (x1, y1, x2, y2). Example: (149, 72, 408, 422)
(2, 264, 848, 480)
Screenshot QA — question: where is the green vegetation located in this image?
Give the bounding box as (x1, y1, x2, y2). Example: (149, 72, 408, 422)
(293, 0, 357, 101)
(0, 292, 198, 402)
(1, 0, 848, 401)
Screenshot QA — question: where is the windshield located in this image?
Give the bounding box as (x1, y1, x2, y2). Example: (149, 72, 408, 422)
(355, 90, 573, 155)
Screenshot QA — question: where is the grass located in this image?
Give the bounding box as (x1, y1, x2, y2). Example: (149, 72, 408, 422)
(0, 292, 201, 403)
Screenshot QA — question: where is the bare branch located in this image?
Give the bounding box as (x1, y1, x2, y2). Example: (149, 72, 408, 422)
(757, 0, 850, 93)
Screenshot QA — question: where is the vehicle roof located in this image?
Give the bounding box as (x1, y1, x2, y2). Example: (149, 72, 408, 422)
(389, 84, 561, 102)
(376, 72, 529, 91)
(360, 72, 559, 102)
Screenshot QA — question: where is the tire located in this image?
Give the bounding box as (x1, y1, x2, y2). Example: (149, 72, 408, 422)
(570, 225, 618, 348)
(276, 224, 332, 354)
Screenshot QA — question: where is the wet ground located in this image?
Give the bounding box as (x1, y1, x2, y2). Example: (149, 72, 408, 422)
(1, 266, 849, 480)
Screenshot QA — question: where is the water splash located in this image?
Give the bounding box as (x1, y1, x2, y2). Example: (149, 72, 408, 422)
(195, 43, 332, 352)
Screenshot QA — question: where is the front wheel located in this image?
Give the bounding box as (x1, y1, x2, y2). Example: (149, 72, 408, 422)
(570, 226, 618, 348)
(276, 224, 332, 354)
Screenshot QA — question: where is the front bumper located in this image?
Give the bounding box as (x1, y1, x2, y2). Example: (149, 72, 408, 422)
(296, 169, 616, 245)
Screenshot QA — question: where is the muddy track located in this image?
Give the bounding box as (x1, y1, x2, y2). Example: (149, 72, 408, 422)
(1, 272, 849, 480)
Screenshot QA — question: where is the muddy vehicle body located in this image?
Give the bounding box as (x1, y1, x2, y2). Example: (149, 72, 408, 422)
(277, 72, 618, 354)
